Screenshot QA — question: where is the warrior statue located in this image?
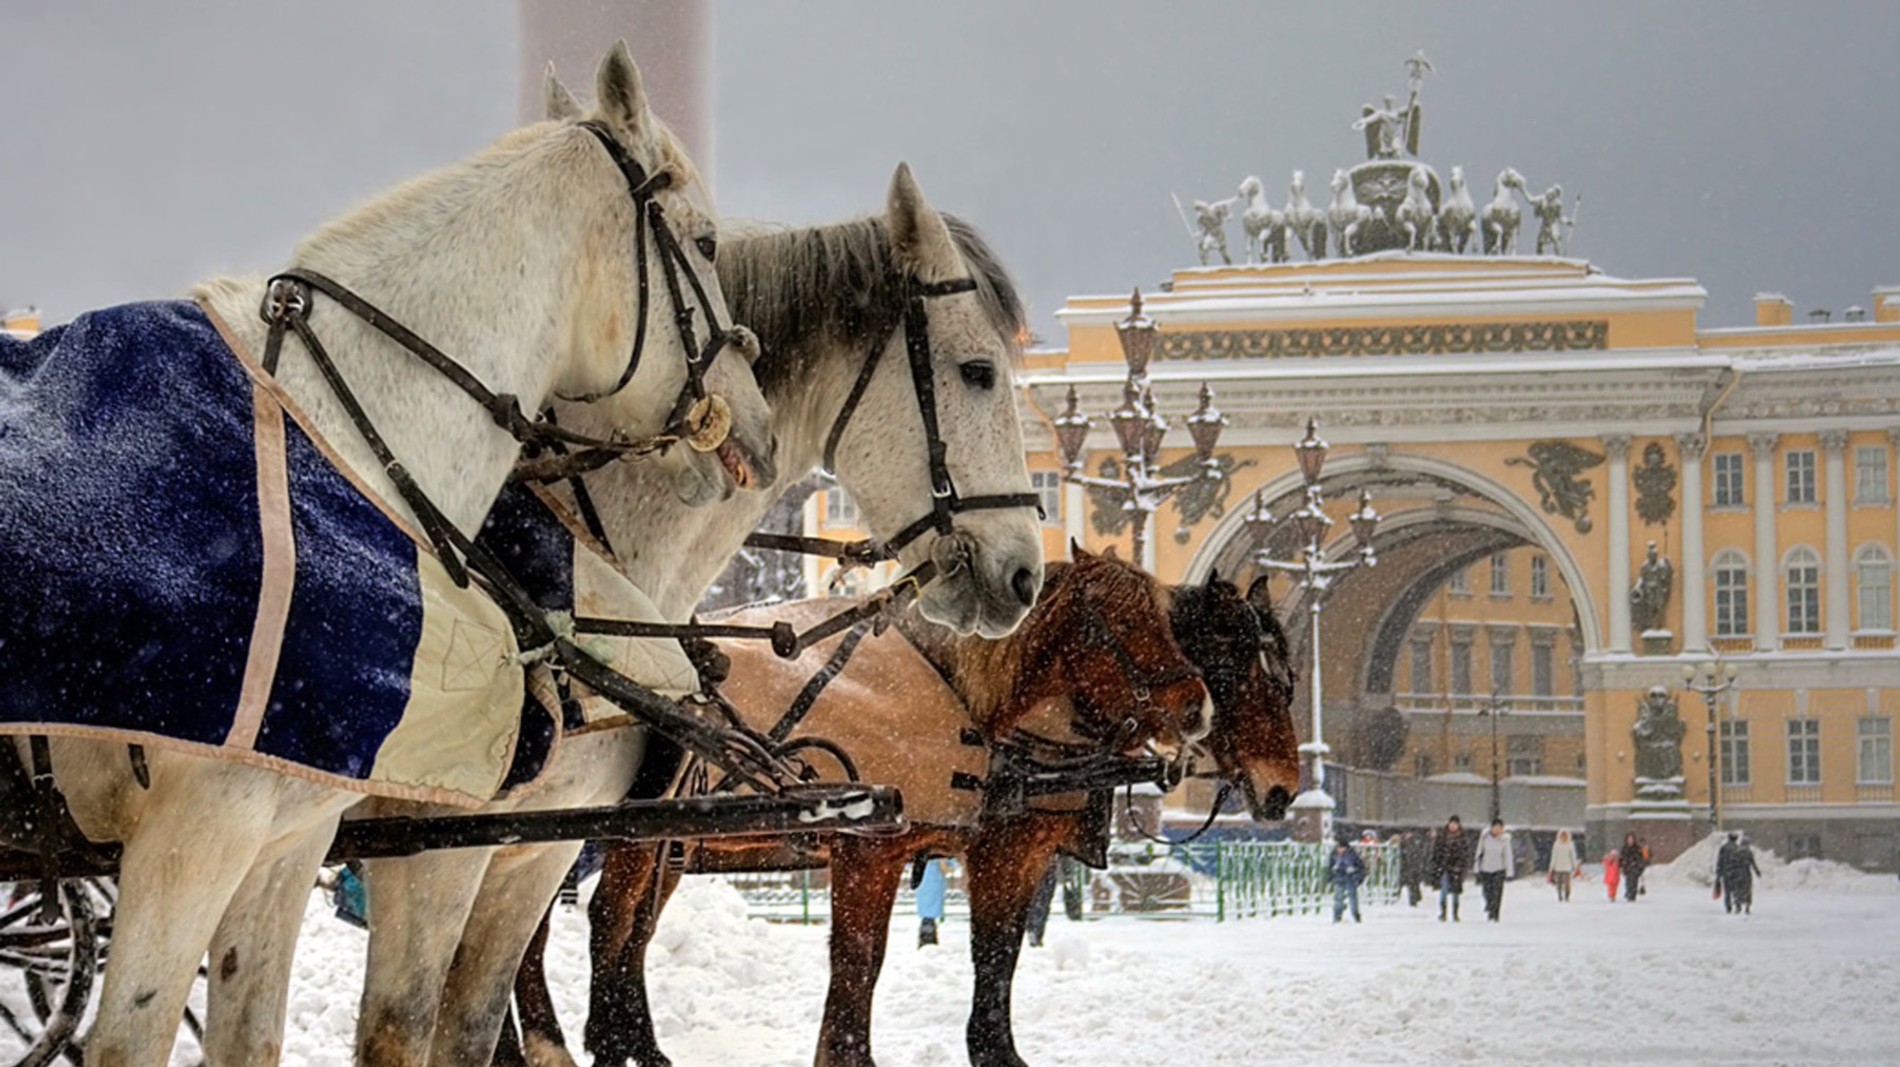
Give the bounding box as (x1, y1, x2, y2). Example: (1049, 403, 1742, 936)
(1192, 198, 1234, 265)
(1629, 541, 1675, 634)
(1632, 686, 1686, 783)
(1352, 51, 1431, 160)
(1528, 183, 1574, 256)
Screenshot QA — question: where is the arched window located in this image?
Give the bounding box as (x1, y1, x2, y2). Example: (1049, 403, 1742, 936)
(1785, 547, 1821, 635)
(1713, 549, 1749, 636)
(1857, 545, 1894, 631)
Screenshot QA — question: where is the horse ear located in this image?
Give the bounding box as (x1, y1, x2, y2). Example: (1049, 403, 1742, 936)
(544, 62, 583, 122)
(1208, 567, 1222, 585)
(1068, 537, 1093, 563)
(1244, 575, 1275, 613)
(594, 40, 652, 145)
(886, 163, 962, 283)
(1101, 544, 1121, 562)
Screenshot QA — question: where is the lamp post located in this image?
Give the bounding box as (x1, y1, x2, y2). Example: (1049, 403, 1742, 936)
(1242, 419, 1379, 842)
(1477, 691, 1508, 825)
(1682, 660, 1741, 831)
(1054, 289, 1228, 565)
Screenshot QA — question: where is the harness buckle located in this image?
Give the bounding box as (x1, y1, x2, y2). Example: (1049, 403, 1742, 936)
(263, 276, 310, 324)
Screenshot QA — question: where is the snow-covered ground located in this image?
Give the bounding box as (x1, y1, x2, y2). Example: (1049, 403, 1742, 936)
(265, 847, 1898, 1067)
(10, 844, 1899, 1066)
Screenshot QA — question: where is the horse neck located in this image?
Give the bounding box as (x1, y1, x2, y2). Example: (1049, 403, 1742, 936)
(902, 566, 1093, 738)
(553, 334, 859, 620)
(198, 137, 605, 534)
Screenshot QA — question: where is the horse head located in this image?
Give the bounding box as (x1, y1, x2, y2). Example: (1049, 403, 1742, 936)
(1169, 572, 1300, 821)
(539, 47, 776, 505)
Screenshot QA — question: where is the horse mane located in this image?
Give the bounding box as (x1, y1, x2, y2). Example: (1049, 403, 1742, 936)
(717, 213, 1026, 397)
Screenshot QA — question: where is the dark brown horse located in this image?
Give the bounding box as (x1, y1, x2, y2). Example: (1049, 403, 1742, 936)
(499, 567, 1293, 1067)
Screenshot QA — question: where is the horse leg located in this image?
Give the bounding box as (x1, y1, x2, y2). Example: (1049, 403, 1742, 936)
(815, 836, 908, 1067)
(201, 814, 342, 1066)
(584, 842, 682, 1067)
(355, 846, 494, 1067)
(427, 842, 584, 1067)
(964, 822, 1063, 1067)
(505, 902, 563, 1067)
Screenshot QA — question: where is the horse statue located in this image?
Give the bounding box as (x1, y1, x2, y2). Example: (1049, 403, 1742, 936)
(1481, 167, 1528, 255)
(1433, 164, 1478, 253)
(1326, 168, 1373, 258)
(0, 41, 779, 1067)
(344, 70, 1050, 1067)
(1237, 176, 1288, 264)
(1395, 168, 1435, 252)
(1284, 170, 1327, 261)
(502, 568, 1298, 1067)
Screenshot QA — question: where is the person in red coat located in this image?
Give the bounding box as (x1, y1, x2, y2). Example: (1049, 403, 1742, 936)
(1603, 847, 1622, 902)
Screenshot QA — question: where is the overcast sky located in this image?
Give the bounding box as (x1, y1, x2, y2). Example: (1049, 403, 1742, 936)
(6, 1, 1896, 341)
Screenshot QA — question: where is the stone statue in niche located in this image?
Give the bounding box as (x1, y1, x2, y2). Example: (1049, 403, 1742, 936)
(1633, 441, 1677, 525)
(1629, 541, 1675, 636)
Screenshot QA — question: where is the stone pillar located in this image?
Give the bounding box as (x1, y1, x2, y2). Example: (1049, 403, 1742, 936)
(1604, 435, 1633, 653)
(518, 0, 714, 179)
(1822, 429, 1852, 648)
(1677, 433, 1708, 652)
(1063, 480, 1088, 552)
(1748, 432, 1780, 651)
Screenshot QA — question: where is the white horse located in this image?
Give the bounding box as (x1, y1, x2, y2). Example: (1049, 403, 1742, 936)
(1326, 168, 1372, 258)
(1237, 176, 1287, 264)
(14, 41, 773, 1067)
(1481, 166, 1528, 255)
(1434, 164, 1478, 253)
(1396, 168, 1435, 252)
(346, 74, 1045, 1067)
(1284, 169, 1326, 261)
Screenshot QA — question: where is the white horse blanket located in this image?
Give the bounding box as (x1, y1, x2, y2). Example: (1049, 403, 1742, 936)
(0, 300, 526, 807)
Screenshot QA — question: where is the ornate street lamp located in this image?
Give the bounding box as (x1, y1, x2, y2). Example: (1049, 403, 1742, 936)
(1682, 660, 1741, 831)
(1244, 419, 1379, 842)
(1477, 691, 1508, 824)
(1056, 289, 1228, 563)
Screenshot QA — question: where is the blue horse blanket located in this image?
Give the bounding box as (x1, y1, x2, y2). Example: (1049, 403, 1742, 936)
(0, 301, 525, 807)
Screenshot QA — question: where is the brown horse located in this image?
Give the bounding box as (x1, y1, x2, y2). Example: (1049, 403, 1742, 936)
(499, 569, 1296, 1067)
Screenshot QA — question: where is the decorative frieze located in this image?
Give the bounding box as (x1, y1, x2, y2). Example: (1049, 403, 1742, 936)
(1156, 320, 1609, 361)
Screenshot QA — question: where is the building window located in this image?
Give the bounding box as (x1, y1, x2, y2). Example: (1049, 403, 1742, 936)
(1530, 644, 1554, 698)
(1447, 567, 1471, 595)
(1529, 555, 1550, 599)
(1785, 450, 1816, 504)
(1506, 735, 1543, 777)
(1787, 719, 1821, 786)
(1489, 553, 1510, 597)
(1856, 446, 1890, 504)
(825, 485, 858, 528)
(1785, 547, 1821, 634)
(1452, 750, 1472, 772)
(1489, 641, 1513, 695)
(1414, 752, 1434, 779)
(1713, 550, 1750, 636)
(1786, 832, 1823, 860)
(1857, 545, 1894, 631)
(1408, 640, 1433, 694)
(1859, 718, 1893, 785)
(1450, 642, 1473, 696)
(1720, 720, 1750, 786)
(1713, 452, 1746, 507)
(1029, 470, 1062, 526)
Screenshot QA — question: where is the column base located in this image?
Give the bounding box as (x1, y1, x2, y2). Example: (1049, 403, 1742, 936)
(1288, 789, 1335, 844)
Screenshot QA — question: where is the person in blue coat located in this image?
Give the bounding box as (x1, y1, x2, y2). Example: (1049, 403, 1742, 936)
(1326, 837, 1367, 923)
(915, 857, 948, 946)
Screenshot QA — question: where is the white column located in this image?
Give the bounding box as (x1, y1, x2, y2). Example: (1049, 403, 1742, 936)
(1063, 479, 1088, 553)
(1748, 432, 1780, 651)
(1822, 429, 1852, 648)
(1677, 433, 1709, 652)
(1604, 434, 1633, 653)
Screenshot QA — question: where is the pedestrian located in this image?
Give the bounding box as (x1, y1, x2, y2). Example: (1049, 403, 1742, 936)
(1716, 831, 1764, 915)
(1024, 858, 1060, 946)
(1618, 833, 1648, 902)
(1397, 830, 1428, 907)
(915, 857, 948, 947)
(1326, 836, 1367, 923)
(1547, 829, 1580, 902)
(1428, 815, 1470, 922)
(1472, 818, 1516, 921)
(1603, 847, 1622, 902)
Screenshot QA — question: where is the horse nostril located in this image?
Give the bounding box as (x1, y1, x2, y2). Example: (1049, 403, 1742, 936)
(1262, 785, 1293, 820)
(1010, 566, 1040, 607)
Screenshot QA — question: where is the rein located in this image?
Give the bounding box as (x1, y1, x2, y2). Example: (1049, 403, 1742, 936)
(1121, 778, 1233, 846)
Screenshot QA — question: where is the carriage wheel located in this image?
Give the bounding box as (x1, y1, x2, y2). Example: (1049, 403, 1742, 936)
(1, 882, 97, 1067)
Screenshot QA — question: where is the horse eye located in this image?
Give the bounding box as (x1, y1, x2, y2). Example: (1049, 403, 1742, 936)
(959, 360, 996, 390)
(694, 234, 718, 261)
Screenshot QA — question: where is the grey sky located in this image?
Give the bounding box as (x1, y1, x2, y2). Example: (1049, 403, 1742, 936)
(7, 2, 1896, 341)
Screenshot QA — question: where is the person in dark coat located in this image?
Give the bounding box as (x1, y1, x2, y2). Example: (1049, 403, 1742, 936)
(1716, 831, 1764, 914)
(1326, 837, 1368, 923)
(1618, 833, 1648, 902)
(1428, 816, 1470, 922)
(1397, 830, 1429, 907)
